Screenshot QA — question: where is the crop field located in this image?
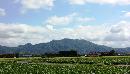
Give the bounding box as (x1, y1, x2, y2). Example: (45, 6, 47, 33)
(0, 56, 130, 74)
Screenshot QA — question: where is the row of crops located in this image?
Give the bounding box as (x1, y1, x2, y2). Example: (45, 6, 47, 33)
(0, 56, 130, 73)
(33, 56, 130, 65)
(0, 62, 130, 74)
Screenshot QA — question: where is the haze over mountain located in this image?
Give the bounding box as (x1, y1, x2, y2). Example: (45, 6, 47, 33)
(0, 38, 129, 55)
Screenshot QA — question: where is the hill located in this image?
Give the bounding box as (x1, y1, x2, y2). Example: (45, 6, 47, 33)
(0, 38, 114, 54)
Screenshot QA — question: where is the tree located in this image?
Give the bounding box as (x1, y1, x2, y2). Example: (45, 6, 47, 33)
(15, 53, 19, 58)
(109, 50, 116, 56)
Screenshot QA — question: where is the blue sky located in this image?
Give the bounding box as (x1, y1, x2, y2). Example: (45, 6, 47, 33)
(0, 0, 130, 48)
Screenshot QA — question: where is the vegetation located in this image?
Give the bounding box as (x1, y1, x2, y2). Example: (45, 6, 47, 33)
(0, 63, 130, 74)
(0, 56, 130, 73)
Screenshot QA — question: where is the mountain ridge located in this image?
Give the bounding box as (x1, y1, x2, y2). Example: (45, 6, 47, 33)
(0, 38, 129, 54)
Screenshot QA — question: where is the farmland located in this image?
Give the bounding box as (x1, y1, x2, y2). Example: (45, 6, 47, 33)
(0, 56, 130, 74)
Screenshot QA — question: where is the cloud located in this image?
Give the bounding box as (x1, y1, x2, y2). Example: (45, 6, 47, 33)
(69, 0, 130, 5)
(104, 21, 130, 42)
(69, 0, 87, 5)
(16, 0, 55, 13)
(57, 20, 130, 48)
(0, 8, 6, 16)
(45, 13, 94, 26)
(0, 20, 130, 48)
(46, 15, 72, 26)
(0, 23, 48, 46)
(124, 12, 130, 17)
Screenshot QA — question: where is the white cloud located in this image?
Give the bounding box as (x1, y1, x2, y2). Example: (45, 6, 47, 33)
(0, 20, 130, 48)
(121, 10, 127, 13)
(101, 21, 130, 48)
(69, 0, 87, 5)
(46, 25, 54, 30)
(46, 15, 72, 26)
(69, 0, 130, 5)
(17, 0, 55, 13)
(0, 8, 6, 16)
(124, 12, 130, 17)
(0, 23, 48, 46)
(45, 13, 94, 26)
(57, 20, 130, 48)
(104, 21, 130, 41)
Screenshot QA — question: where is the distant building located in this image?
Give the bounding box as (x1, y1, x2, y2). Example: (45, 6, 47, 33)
(100, 52, 110, 56)
(18, 54, 32, 58)
(86, 52, 101, 57)
(86, 50, 116, 57)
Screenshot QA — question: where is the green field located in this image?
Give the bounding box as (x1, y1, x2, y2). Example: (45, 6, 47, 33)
(0, 56, 130, 74)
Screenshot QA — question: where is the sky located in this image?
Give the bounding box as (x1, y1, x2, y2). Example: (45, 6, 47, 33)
(0, 0, 130, 48)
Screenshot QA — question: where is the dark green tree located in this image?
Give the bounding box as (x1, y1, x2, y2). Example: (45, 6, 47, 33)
(109, 50, 116, 56)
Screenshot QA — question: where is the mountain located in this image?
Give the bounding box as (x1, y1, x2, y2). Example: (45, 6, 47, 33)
(0, 38, 114, 54)
(1, 38, 130, 55)
(32, 38, 113, 54)
(115, 47, 130, 53)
